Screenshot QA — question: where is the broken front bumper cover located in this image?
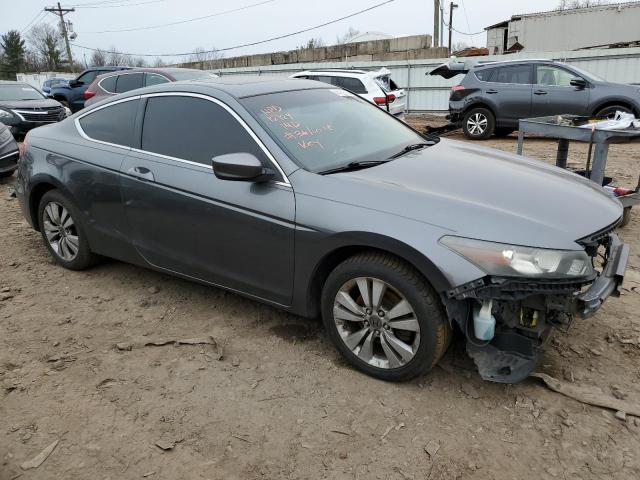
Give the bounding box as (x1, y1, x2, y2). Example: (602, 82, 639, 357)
(447, 233, 629, 383)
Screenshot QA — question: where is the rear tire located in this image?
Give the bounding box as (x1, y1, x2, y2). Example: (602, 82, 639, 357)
(462, 107, 495, 140)
(321, 252, 451, 382)
(37, 189, 97, 270)
(595, 105, 632, 120)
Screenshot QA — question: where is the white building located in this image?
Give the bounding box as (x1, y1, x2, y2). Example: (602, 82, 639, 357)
(486, 2, 640, 55)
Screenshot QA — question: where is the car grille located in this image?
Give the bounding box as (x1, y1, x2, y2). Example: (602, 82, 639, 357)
(12, 106, 65, 123)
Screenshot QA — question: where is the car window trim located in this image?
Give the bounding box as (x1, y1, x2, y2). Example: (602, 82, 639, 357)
(98, 71, 169, 94)
(144, 72, 170, 86)
(74, 92, 291, 187)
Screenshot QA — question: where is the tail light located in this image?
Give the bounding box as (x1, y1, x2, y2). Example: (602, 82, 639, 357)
(84, 89, 95, 100)
(19, 132, 29, 157)
(373, 94, 396, 105)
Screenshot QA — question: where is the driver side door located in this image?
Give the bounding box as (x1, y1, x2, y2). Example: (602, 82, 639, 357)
(119, 94, 296, 306)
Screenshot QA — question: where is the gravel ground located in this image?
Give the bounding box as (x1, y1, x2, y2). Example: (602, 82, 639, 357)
(1, 117, 639, 480)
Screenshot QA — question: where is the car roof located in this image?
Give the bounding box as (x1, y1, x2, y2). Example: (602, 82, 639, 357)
(293, 67, 390, 78)
(106, 76, 332, 101)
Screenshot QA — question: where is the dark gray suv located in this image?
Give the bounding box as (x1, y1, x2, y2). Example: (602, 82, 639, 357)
(431, 59, 640, 139)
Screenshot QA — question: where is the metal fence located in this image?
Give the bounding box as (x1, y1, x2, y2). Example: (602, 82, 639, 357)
(211, 47, 640, 113)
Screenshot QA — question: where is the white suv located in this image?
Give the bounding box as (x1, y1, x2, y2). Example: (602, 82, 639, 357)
(290, 68, 407, 119)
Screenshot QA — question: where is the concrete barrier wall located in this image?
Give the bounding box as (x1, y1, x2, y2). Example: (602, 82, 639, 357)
(203, 47, 640, 112)
(178, 35, 447, 70)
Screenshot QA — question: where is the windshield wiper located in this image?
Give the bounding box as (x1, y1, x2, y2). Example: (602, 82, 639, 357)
(319, 160, 390, 175)
(387, 142, 433, 159)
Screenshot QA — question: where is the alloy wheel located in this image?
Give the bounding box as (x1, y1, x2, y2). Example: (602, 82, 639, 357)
(467, 113, 488, 136)
(42, 202, 79, 261)
(333, 277, 421, 369)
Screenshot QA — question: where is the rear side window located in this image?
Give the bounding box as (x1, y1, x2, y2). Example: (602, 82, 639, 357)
(145, 73, 170, 87)
(99, 75, 117, 93)
(493, 65, 532, 84)
(78, 99, 139, 147)
(475, 68, 496, 82)
(307, 75, 336, 85)
(115, 73, 144, 93)
(334, 76, 367, 94)
(141, 96, 266, 165)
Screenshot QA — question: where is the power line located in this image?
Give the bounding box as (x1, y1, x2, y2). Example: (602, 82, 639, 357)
(441, 17, 484, 36)
(20, 10, 47, 34)
(73, 0, 165, 9)
(71, 0, 395, 58)
(78, 0, 276, 34)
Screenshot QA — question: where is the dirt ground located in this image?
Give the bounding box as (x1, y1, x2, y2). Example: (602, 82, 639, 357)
(1, 116, 640, 480)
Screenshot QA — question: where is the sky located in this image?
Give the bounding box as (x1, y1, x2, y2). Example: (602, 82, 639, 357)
(1, 0, 633, 64)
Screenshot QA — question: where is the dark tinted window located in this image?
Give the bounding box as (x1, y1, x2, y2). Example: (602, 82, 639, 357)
(334, 76, 367, 94)
(144, 73, 169, 87)
(99, 75, 117, 92)
(76, 70, 100, 85)
(475, 68, 496, 82)
(115, 73, 144, 93)
(141, 96, 265, 165)
(307, 75, 336, 85)
(79, 99, 139, 146)
(493, 65, 532, 84)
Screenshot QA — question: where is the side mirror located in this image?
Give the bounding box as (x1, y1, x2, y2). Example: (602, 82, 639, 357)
(212, 153, 275, 182)
(570, 78, 587, 89)
(69, 79, 82, 88)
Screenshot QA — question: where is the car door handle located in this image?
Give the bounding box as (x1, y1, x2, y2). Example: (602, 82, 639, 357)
(534, 90, 548, 95)
(127, 166, 155, 181)
(486, 89, 498, 94)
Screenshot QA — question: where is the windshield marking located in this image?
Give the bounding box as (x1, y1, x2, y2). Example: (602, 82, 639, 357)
(260, 104, 334, 151)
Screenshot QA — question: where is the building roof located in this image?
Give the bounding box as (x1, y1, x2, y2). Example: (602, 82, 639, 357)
(485, 1, 640, 30)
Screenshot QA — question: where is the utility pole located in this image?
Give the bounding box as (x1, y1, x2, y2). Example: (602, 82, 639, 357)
(44, 3, 75, 69)
(433, 0, 440, 48)
(448, 1, 458, 56)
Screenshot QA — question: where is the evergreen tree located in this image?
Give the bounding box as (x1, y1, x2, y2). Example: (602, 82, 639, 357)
(0, 30, 26, 79)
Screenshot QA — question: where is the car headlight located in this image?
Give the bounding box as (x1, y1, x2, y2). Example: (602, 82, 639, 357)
(0, 109, 14, 120)
(440, 236, 594, 279)
(64, 107, 72, 117)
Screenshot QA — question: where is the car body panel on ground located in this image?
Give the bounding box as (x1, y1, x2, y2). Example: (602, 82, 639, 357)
(15, 78, 627, 383)
(0, 81, 67, 138)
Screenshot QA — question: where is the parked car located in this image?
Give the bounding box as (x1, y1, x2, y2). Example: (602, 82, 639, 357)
(16, 78, 628, 384)
(0, 81, 69, 139)
(84, 67, 219, 107)
(430, 59, 640, 139)
(0, 122, 19, 178)
(49, 66, 131, 112)
(291, 68, 407, 119)
(41, 78, 69, 94)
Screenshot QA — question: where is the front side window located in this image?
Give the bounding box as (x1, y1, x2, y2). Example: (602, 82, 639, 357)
(536, 65, 578, 87)
(334, 77, 367, 94)
(242, 88, 428, 173)
(76, 70, 99, 85)
(78, 99, 139, 146)
(493, 65, 532, 84)
(0, 84, 45, 101)
(115, 73, 144, 93)
(141, 96, 266, 165)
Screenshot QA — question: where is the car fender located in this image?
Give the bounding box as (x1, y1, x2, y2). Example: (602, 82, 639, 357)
(590, 95, 640, 116)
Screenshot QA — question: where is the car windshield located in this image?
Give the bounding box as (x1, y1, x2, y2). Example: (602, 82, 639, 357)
(168, 69, 218, 81)
(242, 88, 428, 173)
(0, 84, 45, 101)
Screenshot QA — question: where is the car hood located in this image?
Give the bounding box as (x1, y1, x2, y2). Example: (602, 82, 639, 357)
(0, 99, 62, 109)
(293, 139, 622, 250)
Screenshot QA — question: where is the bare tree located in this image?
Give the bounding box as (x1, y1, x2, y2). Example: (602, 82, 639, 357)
(298, 37, 325, 49)
(187, 47, 223, 68)
(132, 57, 147, 67)
(90, 48, 107, 66)
(105, 46, 125, 66)
(557, 0, 609, 9)
(451, 41, 470, 53)
(27, 23, 64, 71)
(152, 57, 165, 68)
(336, 27, 360, 44)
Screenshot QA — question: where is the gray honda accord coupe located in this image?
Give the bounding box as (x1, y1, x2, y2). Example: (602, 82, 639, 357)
(15, 77, 629, 383)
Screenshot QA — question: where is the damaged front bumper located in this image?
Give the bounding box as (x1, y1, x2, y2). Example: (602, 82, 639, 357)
(444, 233, 629, 383)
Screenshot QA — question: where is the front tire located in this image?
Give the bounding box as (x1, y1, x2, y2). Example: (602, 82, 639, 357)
(462, 107, 495, 140)
(595, 105, 632, 120)
(321, 252, 451, 382)
(37, 189, 97, 270)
